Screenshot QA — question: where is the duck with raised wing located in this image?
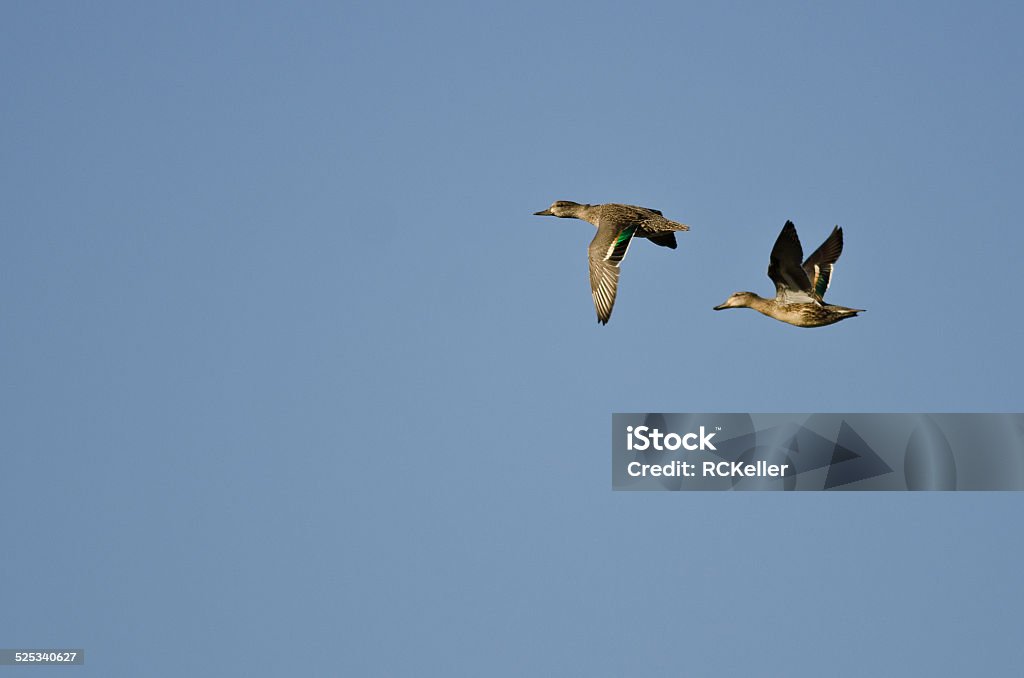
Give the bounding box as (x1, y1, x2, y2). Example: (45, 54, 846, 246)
(534, 200, 690, 325)
(713, 220, 864, 328)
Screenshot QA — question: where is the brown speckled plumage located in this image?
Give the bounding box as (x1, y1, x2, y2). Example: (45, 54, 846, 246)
(534, 200, 689, 325)
(714, 221, 864, 328)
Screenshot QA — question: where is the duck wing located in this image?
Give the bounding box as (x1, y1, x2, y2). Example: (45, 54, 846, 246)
(587, 218, 637, 325)
(801, 226, 843, 300)
(645, 232, 677, 249)
(767, 221, 816, 302)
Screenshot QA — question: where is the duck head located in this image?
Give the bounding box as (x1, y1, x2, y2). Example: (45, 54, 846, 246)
(534, 200, 584, 217)
(713, 292, 759, 310)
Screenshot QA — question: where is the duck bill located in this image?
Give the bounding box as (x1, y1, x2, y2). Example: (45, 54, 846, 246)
(534, 208, 553, 216)
(712, 303, 728, 311)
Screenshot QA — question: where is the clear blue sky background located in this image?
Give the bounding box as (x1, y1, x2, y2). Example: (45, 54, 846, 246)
(2, 1, 1023, 675)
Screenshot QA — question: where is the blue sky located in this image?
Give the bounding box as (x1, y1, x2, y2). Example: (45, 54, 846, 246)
(2, 1, 1023, 675)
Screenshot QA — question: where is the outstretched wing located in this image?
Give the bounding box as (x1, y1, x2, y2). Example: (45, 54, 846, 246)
(645, 232, 677, 249)
(801, 226, 843, 300)
(767, 221, 815, 302)
(588, 222, 637, 324)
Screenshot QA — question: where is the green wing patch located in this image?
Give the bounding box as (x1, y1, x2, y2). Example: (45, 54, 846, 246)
(607, 225, 637, 264)
(813, 264, 833, 299)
